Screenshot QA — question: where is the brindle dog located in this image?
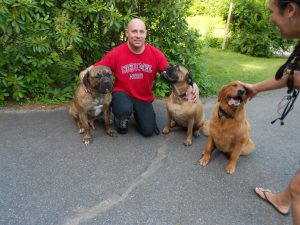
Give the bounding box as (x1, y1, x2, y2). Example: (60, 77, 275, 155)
(162, 65, 208, 146)
(69, 66, 116, 145)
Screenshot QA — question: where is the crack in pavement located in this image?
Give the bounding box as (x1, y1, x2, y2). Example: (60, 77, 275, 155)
(63, 141, 168, 225)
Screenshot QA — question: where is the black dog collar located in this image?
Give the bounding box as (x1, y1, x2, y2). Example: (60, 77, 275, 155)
(218, 106, 233, 119)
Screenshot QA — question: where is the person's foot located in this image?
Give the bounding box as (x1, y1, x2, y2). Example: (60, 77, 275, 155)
(117, 119, 129, 134)
(254, 187, 290, 215)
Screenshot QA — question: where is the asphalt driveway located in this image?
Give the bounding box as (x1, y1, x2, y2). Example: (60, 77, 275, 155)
(0, 89, 299, 225)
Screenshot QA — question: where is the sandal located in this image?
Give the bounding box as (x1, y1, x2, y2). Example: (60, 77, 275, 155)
(254, 187, 290, 216)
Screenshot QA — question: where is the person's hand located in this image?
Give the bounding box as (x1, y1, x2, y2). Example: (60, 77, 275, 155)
(238, 81, 257, 100)
(293, 70, 300, 89)
(79, 70, 86, 83)
(191, 83, 199, 103)
(79, 65, 94, 93)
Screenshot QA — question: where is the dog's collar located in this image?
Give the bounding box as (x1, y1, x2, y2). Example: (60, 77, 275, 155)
(177, 92, 188, 101)
(218, 106, 233, 119)
(172, 84, 194, 101)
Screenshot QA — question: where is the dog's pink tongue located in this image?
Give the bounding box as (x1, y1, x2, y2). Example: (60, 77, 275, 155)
(228, 98, 239, 106)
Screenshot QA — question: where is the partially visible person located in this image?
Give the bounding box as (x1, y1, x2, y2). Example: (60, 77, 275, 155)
(240, 0, 300, 224)
(80, 18, 199, 137)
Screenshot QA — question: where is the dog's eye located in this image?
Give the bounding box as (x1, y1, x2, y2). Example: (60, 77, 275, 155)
(94, 73, 101, 79)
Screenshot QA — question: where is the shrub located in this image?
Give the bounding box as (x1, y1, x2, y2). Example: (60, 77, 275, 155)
(0, 0, 209, 105)
(226, 0, 293, 57)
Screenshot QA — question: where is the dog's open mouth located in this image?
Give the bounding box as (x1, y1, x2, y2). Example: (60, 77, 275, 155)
(228, 96, 242, 107)
(162, 65, 179, 83)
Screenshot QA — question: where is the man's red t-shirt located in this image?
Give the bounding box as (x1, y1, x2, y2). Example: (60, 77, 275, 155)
(94, 42, 168, 102)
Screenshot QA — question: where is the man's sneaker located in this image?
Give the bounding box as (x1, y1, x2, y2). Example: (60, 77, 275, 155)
(117, 119, 129, 134)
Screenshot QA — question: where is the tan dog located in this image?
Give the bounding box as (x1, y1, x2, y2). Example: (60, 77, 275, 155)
(69, 66, 116, 145)
(199, 81, 255, 174)
(162, 65, 208, 146)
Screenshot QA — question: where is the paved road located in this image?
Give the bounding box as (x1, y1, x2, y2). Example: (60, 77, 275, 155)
(0, 89, 299, 225)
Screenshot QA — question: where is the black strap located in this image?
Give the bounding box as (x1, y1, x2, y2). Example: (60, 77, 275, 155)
(218, 106, 233, 119)
(271, 89, 299, 125)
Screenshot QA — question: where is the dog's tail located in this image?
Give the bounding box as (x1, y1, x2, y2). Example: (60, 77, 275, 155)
(201, 120, 210, 136)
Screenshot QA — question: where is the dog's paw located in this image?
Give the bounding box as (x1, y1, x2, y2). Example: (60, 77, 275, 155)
(193, 130, 201, 137)
(83, 140, 91, 145)
(162, 127, 170, 134)
(107, 128, 117, 137)
(83, 136, 92, 145)
(184, 139, 192, 146)
(226, 164, 236, 174)
(170, 121, 177, 128)
(79, 128, 84, 134)
(199, 155, 210, 166)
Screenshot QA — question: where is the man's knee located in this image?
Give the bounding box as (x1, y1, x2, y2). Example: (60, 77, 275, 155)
(140, 129, 154, 137)
(138, 122, 155, 137)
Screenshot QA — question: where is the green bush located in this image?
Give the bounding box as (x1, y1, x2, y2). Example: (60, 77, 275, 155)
(0, 0, 83, 104)
(143, 1, 210, 97)
(190, 0, 231, 17)
(0, 0, 209, 105)
(227, 0, 293, 57)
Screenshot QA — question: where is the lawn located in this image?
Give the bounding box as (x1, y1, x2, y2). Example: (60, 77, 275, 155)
(202, 48, 288, 94)
(186, 15, 225, 37)
(187, 15, 289, 95)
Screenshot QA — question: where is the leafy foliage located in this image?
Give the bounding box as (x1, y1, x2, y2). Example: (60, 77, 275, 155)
(190, 0, 231, 17)
(0, 0, 208, 105)
(226, 0, 293, 57)
(142, 0, 210, 97)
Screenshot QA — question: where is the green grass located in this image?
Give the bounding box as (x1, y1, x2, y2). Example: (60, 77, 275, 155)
(202, 48, 287, 94)
(186, 15, 225, 37)
(187, 15, 289, 95)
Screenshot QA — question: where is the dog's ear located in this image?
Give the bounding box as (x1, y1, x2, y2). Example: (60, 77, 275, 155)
(218, 85, 226, 102)
(186, 73, 193, 85)
(83, 70, 90, 88)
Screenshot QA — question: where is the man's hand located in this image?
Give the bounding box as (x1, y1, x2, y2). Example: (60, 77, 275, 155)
(79, 65, 94, 93)
(191, 83, 199, 103)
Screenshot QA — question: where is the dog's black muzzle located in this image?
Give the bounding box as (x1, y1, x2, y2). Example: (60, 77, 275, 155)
(162, 65, 180, 83)
(97, 76, 113, 94)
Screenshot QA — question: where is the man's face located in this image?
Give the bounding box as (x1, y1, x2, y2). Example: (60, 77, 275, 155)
(125, 19, 147, 50)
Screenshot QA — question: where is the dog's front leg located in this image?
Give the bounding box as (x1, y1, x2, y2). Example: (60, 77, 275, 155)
(184, 118, 195, 146)
(226, 142, 244, 174)
(69, 103, 83, 133)
(79, 112, 92, 145)
(103, 107, 117, 136)
(162, 110, 172, 135)
(199, 135, 215, 166)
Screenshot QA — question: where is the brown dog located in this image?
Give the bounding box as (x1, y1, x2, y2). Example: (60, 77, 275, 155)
(162, 65, 208, 146)
(69, 65, 116, 145)
(199, 81, 255, 174)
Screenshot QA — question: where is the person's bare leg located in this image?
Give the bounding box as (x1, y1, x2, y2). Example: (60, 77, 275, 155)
(290, 169, 300, 225)
(255, 187, 291, 214)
